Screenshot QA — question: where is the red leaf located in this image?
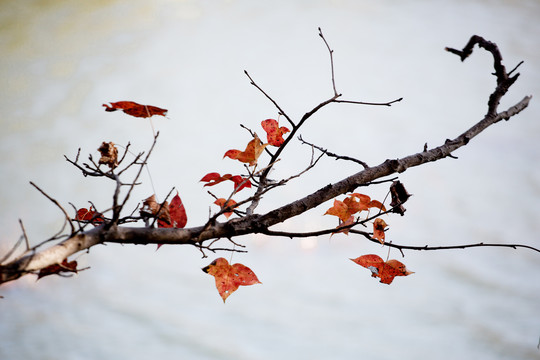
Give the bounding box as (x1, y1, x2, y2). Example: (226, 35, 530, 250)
(103, 101, 168, 118)
(351, 254, 414, 285)
(37, 259, 78, 280)
(154, 192, 187, 249)
(75, 207, 104, 226)
(202, 257, 261, 302)
(200, 172, 251, 192)
(160, 192, 187, 229)
(261, 119, 290, 147)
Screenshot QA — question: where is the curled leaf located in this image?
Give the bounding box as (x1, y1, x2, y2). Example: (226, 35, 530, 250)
(103, 101, 168, 118)
(224, 134, 267, 166)
(202, 257, 261, 302)
(97, 141, 118, 169)
(37, 259, 78, 280)
(373, 218, 388, 244)
(390, 180, 411, 216)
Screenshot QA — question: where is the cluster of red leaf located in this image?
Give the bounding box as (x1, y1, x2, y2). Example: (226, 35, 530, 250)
(95, 101, 414, 299)
(202, 257, 261, 302)
(325, 193, 387, 236)
(139, 193, 188, 249)
(103, 101, 168, 118)
(325, 193, 385, 222)
(223, 118, 289, 166)
(351, 255, 413, 284)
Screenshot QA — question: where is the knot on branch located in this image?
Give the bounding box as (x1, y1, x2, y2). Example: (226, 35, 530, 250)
(386, 159, 407, 173)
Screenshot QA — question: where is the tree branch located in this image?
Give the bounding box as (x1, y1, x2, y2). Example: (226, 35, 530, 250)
(0, 35, 534, 286)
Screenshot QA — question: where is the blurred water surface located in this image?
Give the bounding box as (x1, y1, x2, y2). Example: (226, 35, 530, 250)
(1, 1, 539, 359)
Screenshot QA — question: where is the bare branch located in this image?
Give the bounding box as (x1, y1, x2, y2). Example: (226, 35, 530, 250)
(318, 27, 339, 96)
(30, 181, 75, 234)
(19, 219, 30, 251)
(333, 97, 403, 107)
(0, 34, 534, 287)
(243, 70, 295, 128)
(298, 135, 369, 169)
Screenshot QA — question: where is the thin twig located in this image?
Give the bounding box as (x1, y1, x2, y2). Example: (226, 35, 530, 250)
(0, 236, 24, 264)
(333, 97, 403, 107)
(30, 182, 75, 234)
(19, 219, 30, 251)
(244, 70, 295, 128)
(299, 135, 369, 169)
(318, 27, 339, 96)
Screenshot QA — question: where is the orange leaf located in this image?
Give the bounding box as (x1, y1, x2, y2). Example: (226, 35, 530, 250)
(200, 172, 251, 192)
(344, 193, 371, 213)
(324, 199, 351, 222)
(373, 218, 388, 244)
(325, 193, 384, 222)
(223, 134, 267, 166)
(214, 198, 238, 219)
(261, 119, 290, 147)
(351, 254, 414, 284)
(368, 200, 386, 212)
(103, 101, 168, 118)
(37, 259, 78, 280)
(202, 257, 261, 302)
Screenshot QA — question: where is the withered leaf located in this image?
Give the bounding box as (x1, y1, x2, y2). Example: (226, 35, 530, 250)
(390, 180, 411, 216)
(37, 259, 78, 280)
(140, 194, 171, 226)
(97, 141, 118, 169)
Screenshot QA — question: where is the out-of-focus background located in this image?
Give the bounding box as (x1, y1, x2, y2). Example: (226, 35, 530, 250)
(1, 1, 539, 359)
